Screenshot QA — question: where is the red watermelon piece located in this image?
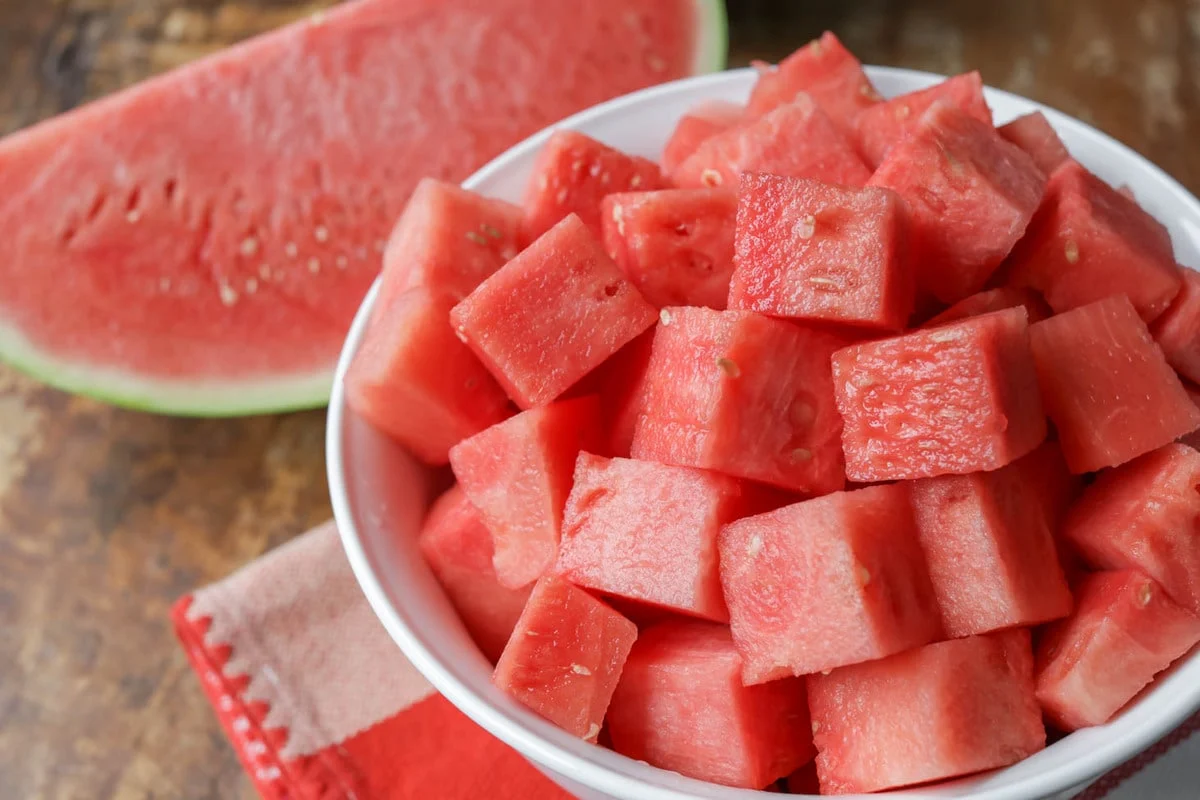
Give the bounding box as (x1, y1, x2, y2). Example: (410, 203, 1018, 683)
(718, 484, 941, 683)
(451, 214, 658, 408)
(832, 307, 1047, 481)
(728, 173, 913, 330)
(1182, 384, 1200, 451)
(923, 287, 1052, 328)
(1012, 441, 1086, 580)
(590, 331, 656, 458)
(1152, 269, 1200, 384)
(808, 630, 1045, 794)
(493, 575, 637, 741)
(662, 101, 744, 176)
(998, 111, 1070, 176)
(1036, 570, 1200, 731)
(1029, 295, 1200, 473)
(606, 620, 815, 789)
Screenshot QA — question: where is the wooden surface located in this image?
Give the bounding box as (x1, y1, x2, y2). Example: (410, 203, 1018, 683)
(1, 1, 1197, 797)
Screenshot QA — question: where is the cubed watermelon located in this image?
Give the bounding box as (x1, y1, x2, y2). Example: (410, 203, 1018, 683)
(1152, 269, 1200, 384)
(1064, 443, 1200, 615)
(600, 188, 736, 309)
(346, 287, 511, 464)
(728, 173, 913, 330)
(854, 71, 992, 167)
(606, 621, 815, 789)
(1012, 441, 1086, 580)
(1005, 161, 1182, 322)
(523, 130, 664, 239)
(1028, 295, 1200, 472)
(450, 395, 601, 589)
(923, 287, 1052, 328)
(1182, 383, 1200, 451)
(631, 306, 847, 494)
(662, 101, 744, 176)
(997, 112, 1070, 177)
(808, 630, 1045, 794)
(451, 214, 658, 408)
(419, 486, 532, 662)
(1036, 570, 1200, 731)
(832, 307, 1047, 482)
(673, 95, 871, 190)
(868, 102, 1046, 304)
(589, 330, 656, 458)
(493, 574, 637, 741)
(718, 484, 941, 682)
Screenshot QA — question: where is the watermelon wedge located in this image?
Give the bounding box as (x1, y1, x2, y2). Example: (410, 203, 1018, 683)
(0, 0, 727, 415)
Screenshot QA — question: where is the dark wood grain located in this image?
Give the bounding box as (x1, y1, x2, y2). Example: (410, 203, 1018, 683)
(1, 2, 1197, 798)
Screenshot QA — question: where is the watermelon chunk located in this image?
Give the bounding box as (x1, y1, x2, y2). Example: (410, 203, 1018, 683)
(854, 71, 992, 168)
(450, 396, 601, 590)
(590, 331, 656, 458)
(868, 102, 1047, 304)
(631, 306, 847, 494)
(345, 287, 511, 464)
(600, 188, 736, 309)
(808, 630, 1045, 794)
(1012, 441, 1086, 579)
(523, 130, 665, 240)
(606, 620, 815, 788)
(673, 95, 871, 190)
(1036, 570, 1200, 731)
(662, 101, 744, 176)
(728, 173, 913, 330)
(451, 214, 658, 408)
(493, 575, 637, 741)
(1005, 161, 1182, 322)
(832, 307, 1047, 482)
(1028, 295, 1200, 472)
(1151, 269, 1200, 384)
(418, 486, 532, 661)
(998, 112, 1070, 176)
(718, 484, 941, 683)
(1064, 444, 1200, 615)
(923, 287, 1052, 328)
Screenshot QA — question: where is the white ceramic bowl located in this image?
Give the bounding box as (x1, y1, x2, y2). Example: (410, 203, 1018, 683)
(328, 67, 1200, 800)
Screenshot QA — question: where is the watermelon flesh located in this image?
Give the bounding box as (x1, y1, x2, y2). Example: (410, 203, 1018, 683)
(998, 112, 1071, 176)
(923, 287, 1052, 328)
(590, 330, 656, 458)
(1012, 441, 1086, 580)
(854, 71, 992, 167)
(1151, 268, 1200, 384)
(661, 101, 744, 177)
(606, 620, 815, 788)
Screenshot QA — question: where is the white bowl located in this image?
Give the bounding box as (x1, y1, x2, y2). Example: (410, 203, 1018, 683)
(328, 67, 1200, 800)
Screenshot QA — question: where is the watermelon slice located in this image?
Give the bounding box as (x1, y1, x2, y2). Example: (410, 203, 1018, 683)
(0, 0, 726, 415)
(718, 484, 941, 683)
(589, 331, 656, 458)
(807, 629, 1045, 794)
(661, 101, 744, 176)
(606, 620, 815, 788)
(1151, 269, 1200, 384)
(923, 287, 1052, 328)
(1036, 570, 1200, 731)
(1012, 441, 1086, 580)
(998, 112, 1071, 176)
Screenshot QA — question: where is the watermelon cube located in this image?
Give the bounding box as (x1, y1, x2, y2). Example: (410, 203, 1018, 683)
(1028, 295, 1200, 472)
(673, 95, 871, 191)
(718, 484, 941, 682)
(590, 330, 656, 458)
(493, 575, 637, 741)
(1182, 383, 1200, 451)
(998, 111, 1071, 176)
(451, 214, 658, 408)
(450, 395, 601, 589)
(808, 629, 1045, 794)
(1012, 441, 1086, 579)
(345, 286, 511, 464)
(832, 307, 1047, 482)
(1036, 570, 1200, 731)
(523, 129, 664, 239)
(1064, 443, 1200, 615)
(1152, 269, 1200, 384)
(728, 173, 913, 330)
(631, 306, 847, 494)
(854, 71, 992, 167)
(419, 486, 532, 662)
(600, 188, 736, 309)
(661, 100, 744, 176)
(868, 102, 1047, 304)
(923, 287, 1052, 328)
(1006, 161, 1182, 322)
(606, 620, 815, 788)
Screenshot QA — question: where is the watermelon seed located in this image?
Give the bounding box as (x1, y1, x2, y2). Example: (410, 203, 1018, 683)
(812, 720, 821, 734)
(791, 448, 813, 463)
(538, 174, 549, 192)
(244, 278, 258, 295)
(465, 231, 489, 246)
(310, 10, 327, 25)
(630, 174, 643, 188)
(454, 326, 469, 344)
(673, 221, 692, 236)
(895, 105, 912, 120)
(796, 215, 817, 240)
(930, 329, 963, 343)
(336, 256, 349, 270)
(810, 38, 824, 55)
(285, 242, 299, 258)
(126, 210, 142, 223)
(860, 82, 883, 101)
(308, 259, 322, 274)
(659, 308, 673, 326)
(1137, 583, 1153, 607)
(315, 226, 330, 243)
(218, 283, 239, 307)
(612, 205, 626, 236)
(717, 357, 741, 378)
(556, 188, 570, 204)
(854, 564, 872, 587)
(700, 169, 723, 187)
(258, 264, 272, 281)
(600, 172, 612, 186)
(501, 246, 518, 260)
(648, 55, 667, 73)
(481, 224, 503, 240)
(570, 664, 592, 676)
(1064, 240, 1080, 263)
(586, 723, 601, 741)
(746, 534, 763, 558)
(808, 277, 840, 291)
(790, 401, 815, 427)
(240, 237, 259, 257)
(588, 162, 602, 177)
(820, 670, 831, 677)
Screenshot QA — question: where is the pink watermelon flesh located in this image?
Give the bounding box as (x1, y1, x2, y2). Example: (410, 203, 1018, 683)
(1036, 570, 1200, 731)
(832, 307, 1047, 482)
(718, 483, 941, 683)
(345, 286, 511, 465)
(606, 620, 815, 789)
(662, 101, 745, 177)
(590, 330, 656, 458)
(868, 102, 1047, 304)
(1151, 269, 1200, 385)
(631, 306, 848, 494)
(997, 112, 1070, 176)
(1182, 384, 1200, 451)
(1064, 443, 1200, 616)
(600, 188, 737, 309)
(418, 485, 532, 662)
(450, 214, 658, 409)
(808, 629, 1045, 795)
(728, 173, 914, 330)
(1012, 441, 1086, 581)
(1028, 295, 1200, 473)
(449, 395, 601, 590)
(493, 574, 637, 741)
(0, 0, 716, 413)
(923, 287, 1052, 328)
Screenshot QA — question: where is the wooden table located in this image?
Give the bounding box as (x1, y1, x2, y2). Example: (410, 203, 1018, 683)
(0, 1, 1195, 797)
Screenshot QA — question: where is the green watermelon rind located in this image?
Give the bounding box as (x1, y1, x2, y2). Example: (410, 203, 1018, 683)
(693, 0, 730, 74)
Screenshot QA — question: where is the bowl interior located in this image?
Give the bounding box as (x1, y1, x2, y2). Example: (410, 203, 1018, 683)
(328, 67, 1200, 800)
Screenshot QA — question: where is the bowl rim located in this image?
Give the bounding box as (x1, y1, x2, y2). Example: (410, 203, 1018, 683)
(328, 65, 1200, 800)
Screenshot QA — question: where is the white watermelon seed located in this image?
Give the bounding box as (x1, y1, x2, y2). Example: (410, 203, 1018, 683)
(315, 225, 330, 243)
(336, 255, 348, 270)
(218, 283, 239, 307)
(1137, 582, 1153, 607)
(600, 172, 612, 185)
(810, 38, 824, 55)
(930, 329, 962, 343)
(1064, 240, 1080, 263)
(570, 664, 592, 676)
(860, 82, 882, 100)
(796, 214, 817, 239)
(791, 448, 813, 462)
(481, 223, 502, 239)
(659, 308, 673, 326)
(556, 188, 569, 204)
(700, 169, 723, 187)
(126, 210, 142, 223)
(465, 231, 489, 246)
(630, 174, 643, 188)
(586, 723, 601, 741)
(308, 258, 321, 274)
(258, 264, 272, 280)
(791, 402, 815, 426)
(538, 174, 549, 192)
(310, 10, 326, 25)
(245, 278, 258, 295)
(648, 55, 667, 73)
(812, 720, 821, 733)
(717, 357, 741, 378)
(808, 276, 840, 290)
(820, 669, 832, 676)
(285, 242, 299, 258)
(501, 246, 517, 260)
(240, 237, 259, 257)
(588, 162, 602, 177)
(747, 534, 763, 558)
(612, 204, 626, 236)
(455, 325, 469, 344)
(854, 563, 872, 587)
(896, 104, 911, 120)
